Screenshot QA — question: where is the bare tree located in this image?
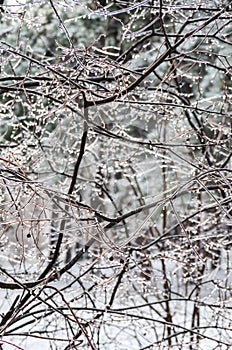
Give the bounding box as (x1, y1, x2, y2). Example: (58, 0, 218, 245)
(0, 1, 231, 349)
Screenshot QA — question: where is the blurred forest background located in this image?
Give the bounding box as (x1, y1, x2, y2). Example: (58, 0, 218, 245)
(0, 0, 231, 349)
